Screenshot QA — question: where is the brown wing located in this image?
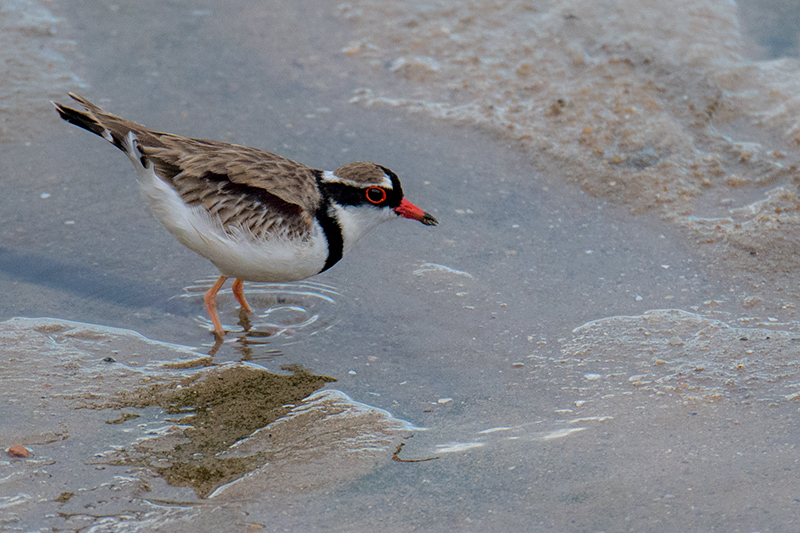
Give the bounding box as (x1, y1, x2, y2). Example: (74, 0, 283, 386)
(55, 94, 323, 239)
(142, 136, 322, 215)
(140, 138, 322, 239)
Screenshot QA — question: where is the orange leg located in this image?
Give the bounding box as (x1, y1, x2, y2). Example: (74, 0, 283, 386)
(231, 278, 252, 313)
(204, 275, 228, 339)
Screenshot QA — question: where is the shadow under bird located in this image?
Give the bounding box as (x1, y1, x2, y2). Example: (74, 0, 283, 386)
(54, 94, 438, 339)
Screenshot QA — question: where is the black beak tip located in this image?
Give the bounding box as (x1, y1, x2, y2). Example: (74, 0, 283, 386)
(421, 212, 439, 226)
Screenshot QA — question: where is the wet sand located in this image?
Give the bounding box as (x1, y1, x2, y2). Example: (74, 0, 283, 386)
(1, 0, 800, 531)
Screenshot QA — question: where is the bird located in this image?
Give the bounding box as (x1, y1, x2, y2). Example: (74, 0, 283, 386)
(53, 93, 438, 339)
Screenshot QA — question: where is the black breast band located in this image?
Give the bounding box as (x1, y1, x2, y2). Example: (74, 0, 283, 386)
(314, 199, 344, 273)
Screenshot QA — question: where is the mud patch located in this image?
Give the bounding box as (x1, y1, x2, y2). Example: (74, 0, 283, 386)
(101, 364, 335, 498)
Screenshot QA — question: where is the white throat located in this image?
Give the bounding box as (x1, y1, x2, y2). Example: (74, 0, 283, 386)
(330, 203, 398, 254)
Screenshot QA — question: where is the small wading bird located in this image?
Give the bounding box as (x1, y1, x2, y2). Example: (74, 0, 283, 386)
(54, 94, 437, 339)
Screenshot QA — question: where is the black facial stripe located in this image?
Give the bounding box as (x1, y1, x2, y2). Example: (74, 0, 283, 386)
(314, 198, 344, 273)
(318, 180, 403, 209)
(319, 182, 368, 207)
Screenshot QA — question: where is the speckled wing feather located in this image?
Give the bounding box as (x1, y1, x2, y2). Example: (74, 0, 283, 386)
(140, 138, 322, 239)
(55, 94, 323, 240)
(142, 136, 322, 214)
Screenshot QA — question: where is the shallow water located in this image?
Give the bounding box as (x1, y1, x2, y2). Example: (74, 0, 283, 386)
(2, 0, 800, 531)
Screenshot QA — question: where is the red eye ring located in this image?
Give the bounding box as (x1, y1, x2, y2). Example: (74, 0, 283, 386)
(366, 187, 387, 205)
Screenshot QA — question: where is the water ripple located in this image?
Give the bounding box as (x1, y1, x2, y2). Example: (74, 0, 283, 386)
(179, 276, 342, 350)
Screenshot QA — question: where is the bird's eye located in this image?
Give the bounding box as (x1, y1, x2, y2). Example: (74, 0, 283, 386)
(366, 187, 387, 205)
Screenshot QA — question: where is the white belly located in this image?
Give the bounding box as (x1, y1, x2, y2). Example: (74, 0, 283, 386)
(204, 224, 329, 282)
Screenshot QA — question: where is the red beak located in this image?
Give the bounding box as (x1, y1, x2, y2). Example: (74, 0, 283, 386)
(395, 198, 438, 226)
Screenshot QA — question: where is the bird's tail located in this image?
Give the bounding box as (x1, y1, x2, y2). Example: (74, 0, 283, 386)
(52, 93, 154, 153)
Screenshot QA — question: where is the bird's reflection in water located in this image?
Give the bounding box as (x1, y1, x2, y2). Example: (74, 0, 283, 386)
(207, 333, 285, 360)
